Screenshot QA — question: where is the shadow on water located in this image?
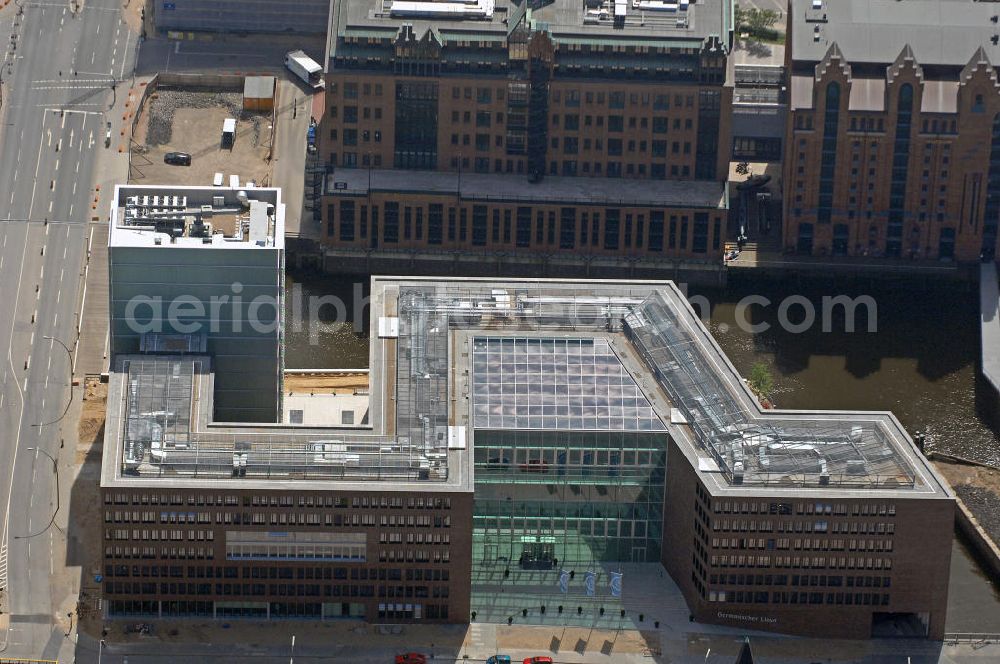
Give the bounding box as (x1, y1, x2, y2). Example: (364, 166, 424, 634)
(690, 279, 1000, 465)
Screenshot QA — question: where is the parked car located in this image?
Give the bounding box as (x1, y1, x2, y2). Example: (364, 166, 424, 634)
(518, 459, 549, 473)
(522, 658, 553, 664)
(486, 456, 511, 470)
(486, 656, 512, 664)
(395, 654, 427, 664)
(164, 151, 192, 166)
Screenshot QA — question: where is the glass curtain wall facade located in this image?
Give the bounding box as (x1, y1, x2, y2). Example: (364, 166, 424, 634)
(472, 429, 668, 569)
(468, 336, 669, 573)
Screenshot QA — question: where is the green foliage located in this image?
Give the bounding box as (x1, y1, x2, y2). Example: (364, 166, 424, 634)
(735, 162, 751, 176)
(735, 5, 782, 42)
(747, 363, 775, 399)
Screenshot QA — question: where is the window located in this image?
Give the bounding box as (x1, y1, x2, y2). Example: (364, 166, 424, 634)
(604, 209, 620, 250)
(559, 208, 576, 249)
(383, 202, 399, 243)
(516, 207, 532, 247)
(649, 211, 664, 251)
(428, 204, 443, 245)
(339, 200, 355, 242)
(692, 213, 708, 253)
(817, 82, 841, 225)
(472, 206, 487, 246)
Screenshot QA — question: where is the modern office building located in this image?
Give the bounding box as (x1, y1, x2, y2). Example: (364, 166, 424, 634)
(318, 0, 735, 271)
(108, 185, 285, 422)
(784, 0, 1000, 261)
(101, 275, 954, 638)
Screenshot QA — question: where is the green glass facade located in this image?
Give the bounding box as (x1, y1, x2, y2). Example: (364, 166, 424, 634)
(471, 429, 668, 570)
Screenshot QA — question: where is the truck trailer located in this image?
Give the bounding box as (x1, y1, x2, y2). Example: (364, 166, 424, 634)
(285, 50, 324, 91)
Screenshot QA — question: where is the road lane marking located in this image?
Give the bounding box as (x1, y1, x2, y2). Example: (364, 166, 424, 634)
(32, 79, 110, 84)
(30, 84, 107, 90)
(1, 223, 31, 595)
(119, 27, 132, 80)
(27, 117, 48, 220)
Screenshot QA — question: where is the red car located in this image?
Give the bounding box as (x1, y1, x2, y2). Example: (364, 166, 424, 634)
(395, 654, 427, 664)
(523, 658, 553, 664)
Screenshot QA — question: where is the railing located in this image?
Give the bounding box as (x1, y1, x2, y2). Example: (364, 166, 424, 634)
(946, 633, 1000, 647)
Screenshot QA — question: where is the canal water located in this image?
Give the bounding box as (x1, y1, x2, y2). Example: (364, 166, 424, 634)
(284, 270, 1000, 630)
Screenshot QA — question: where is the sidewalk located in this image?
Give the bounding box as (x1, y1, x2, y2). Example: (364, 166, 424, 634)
(74, 74, 142, 378)
(73, 618, 1000, 664)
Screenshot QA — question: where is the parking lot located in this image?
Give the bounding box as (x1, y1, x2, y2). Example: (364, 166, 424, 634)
(129, 89, 274, 187)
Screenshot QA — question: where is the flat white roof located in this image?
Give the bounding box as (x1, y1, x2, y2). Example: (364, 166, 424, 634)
(109, 184, 285, 250)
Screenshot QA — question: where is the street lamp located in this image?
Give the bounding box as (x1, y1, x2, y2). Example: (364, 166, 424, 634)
(14, 447, 61, 539)
(33, 336, 74, 428)
(99, 638, 105, 664)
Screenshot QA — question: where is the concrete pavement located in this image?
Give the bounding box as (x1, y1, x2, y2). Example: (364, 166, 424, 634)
(67, 620, 1000, 664)
(271, 78, 314, 238)
(0, 0, 136, 661)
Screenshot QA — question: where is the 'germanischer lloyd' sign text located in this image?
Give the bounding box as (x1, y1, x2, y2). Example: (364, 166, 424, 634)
(718, 611, 778, 625)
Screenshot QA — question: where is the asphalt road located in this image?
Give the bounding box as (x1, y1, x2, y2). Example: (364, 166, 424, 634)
(0, 0, 136, 661)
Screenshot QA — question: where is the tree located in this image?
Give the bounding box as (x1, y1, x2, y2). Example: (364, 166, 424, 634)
(747, 8, 779, 33)
(736, 162, 751, 177)
(748, 363, 774, 400)
(735, 5, 781, 41)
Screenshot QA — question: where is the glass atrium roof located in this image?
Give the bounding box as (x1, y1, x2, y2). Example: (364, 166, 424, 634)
(471, 336, 666, 432)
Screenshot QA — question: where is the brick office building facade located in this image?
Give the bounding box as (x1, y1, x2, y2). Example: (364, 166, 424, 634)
(321, 169, 729, 262)
(784, 0, 1000, 261)
(318, 0, 734, 266)
(101, 487, 472, 621)
(662, 441, 953, 639)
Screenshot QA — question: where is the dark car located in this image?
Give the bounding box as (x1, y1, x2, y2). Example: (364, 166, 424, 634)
(164, 151, 192, 166)
(486, 456, 511, 470)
